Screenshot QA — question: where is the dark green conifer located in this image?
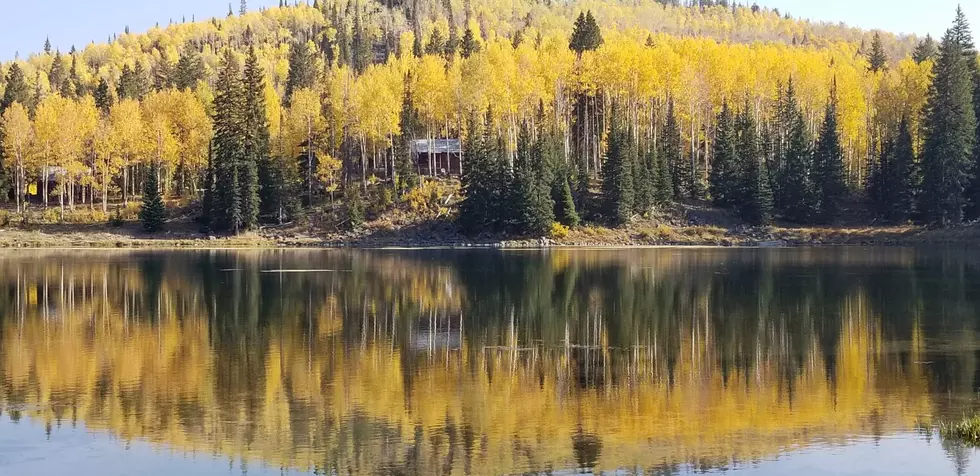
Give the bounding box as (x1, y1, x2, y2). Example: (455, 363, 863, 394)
(662, 99, 689, 199)
(461, 27, 480, 57)
(211, 50, 247, 233)
(867, 32, 888, 72)
(512, 122, 555, 235)
(709, 101, 739, 207)
(812, 82, 847, 223)
(48, 52, 66, 94)
(920, 22, 977, 226)
(174, 49, 206, 91)
(284, 40, 316, 105)
(913, 34, 938, 64)
(736, 106, 773, 225)
(1, 64, 30, 113)
(600, 106, 634, 226)
(394, 83, 419, 195)
(94, 78, 113, 114)
(241, 44, 267, 230)
(140, 163, 166, 232)
(781, 105, 815, 223)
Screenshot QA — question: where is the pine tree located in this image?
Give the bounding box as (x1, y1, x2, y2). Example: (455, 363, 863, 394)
(920, 24, 977, 226)
(782, 106, 815, 223)
(241, 45, 266, 230)
(553, 169, 580, 227)
(867, 32, 888, 72)
(662, 99, 689, 199)
(461, 27, 480, 58)
(634, 145, 655, 214)
(351, 8, 373, 73)
(140, 163, 166, 232)
(153, 58, 174, 91)
(394, 83, 419, 195)
(709, 101, 739, 207)
(601, 106, 634, 226)
(426, 27, 446, 56)
(0, 64, 30, 113)
(44, 37, 52, 55)
(812, 82, 847, 223)
(512, 122, 555, 235)
(284, 40, 316, 105)
(67, 52, 84, 98)
(459, 115, 495, 233)
(569, 11, 602, 53)
(48, 52, 66, 94)
(736, 106, 773, 225)
(211, 50, 247, 233)
(913, 34, 938, 64)
(872, 116, 917, 223)
(240, 0, 247, 15)
(94, 78, 113, 114)
(174, 49, 206, 91)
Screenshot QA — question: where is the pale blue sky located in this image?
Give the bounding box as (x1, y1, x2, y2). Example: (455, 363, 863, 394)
(1, 0, 978, 61)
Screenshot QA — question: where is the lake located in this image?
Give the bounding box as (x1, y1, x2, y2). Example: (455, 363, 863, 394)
(1, 248, 979, 475)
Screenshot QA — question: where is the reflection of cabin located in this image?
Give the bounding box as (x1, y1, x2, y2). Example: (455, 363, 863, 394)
(412, 139, 462, 176)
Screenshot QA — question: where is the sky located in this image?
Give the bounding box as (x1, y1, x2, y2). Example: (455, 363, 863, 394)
(1, 0, 979, 61)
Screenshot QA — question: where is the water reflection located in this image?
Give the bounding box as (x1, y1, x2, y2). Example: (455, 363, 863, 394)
(0, 248, 978, 475)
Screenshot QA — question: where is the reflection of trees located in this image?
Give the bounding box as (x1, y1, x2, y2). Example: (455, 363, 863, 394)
(0, 248, 976, 474)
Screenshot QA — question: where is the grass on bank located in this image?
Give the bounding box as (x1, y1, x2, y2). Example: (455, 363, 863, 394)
(940, 416, 980, 446)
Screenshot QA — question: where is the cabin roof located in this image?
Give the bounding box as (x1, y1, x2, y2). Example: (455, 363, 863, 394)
(412, 139, 461, 154)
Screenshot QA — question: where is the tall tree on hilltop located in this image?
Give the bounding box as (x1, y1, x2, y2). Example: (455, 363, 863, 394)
(920, 20, 976, 226)
(736, 105, 772, 225)
(709, 101, 739, 207)
(210, 50, 247, 233)
(812, 81, 847, 223)
(241, 44, 267, 230)
(867, 32, 888, 72)
(284, 40, 316, 106)
(601, 106, 634, 226)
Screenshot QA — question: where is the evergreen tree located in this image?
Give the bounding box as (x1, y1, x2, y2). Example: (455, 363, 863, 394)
(241, 45, 267, 230)
(461, 27, 480, 57)
(781, 106, 815, 223)
(652, 146, 673, 205)
(553, 169, 580, 227)
(867, 32, 888, 72)
(174, 49, 206, 91)
(351, 9, 373, 73)
(426, 27, 446, 56)
(569, 11, 603, 53)
(600, 107, 634, 226)
(0, 64, 30, 113)
(67, 53, 84, 98)
(512, 122, 555, 235)
(812, 82, 847, 223)
(48, 52, 66, 93)
(284, 40, 316, 105)
(920, 24, 977, 226)
(153, 58, 174, 91)
(736, 106, 773, 225)
(634, 145, 655, 214)
(871, 116, 917, 223)
(662, 99, 690, 198)
(913, 34, 938, 64)
(211, 50, 247, 233)
(240, 0, 247, 15)
(94, 78, 113, 115)
(708, 101, 739, 207)
(394, 83, 419, 195)
(459, 115, 495, 233)
(140, 163, 166, 232)
(44, 37, 52, 55)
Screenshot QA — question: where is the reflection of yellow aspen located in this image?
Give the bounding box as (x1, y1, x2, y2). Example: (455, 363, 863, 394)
(27, 183, 38, 196)
(27, 286, 37, 305)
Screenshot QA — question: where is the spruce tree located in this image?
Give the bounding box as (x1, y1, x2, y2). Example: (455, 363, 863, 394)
(913, 34, 938, 64)
(781, 107, 815, 223)
(394, 83, 419, 195)
(461, 27, 480, 58)
(920, 23, 977, 226)
(241, 45, 267, 230)
(0, 64, 30, 113)
(812, 82, 847, 223)
(67, 53, 84, 98)
(553, 169, 580, 227)
(569, 11, 603, 54)
(601, 107, 634, 226)
(211, 50, 247, 233)
(867, 32, 888, 72)
(426, 27, 446, 56)
(284, 40, 316, 105)
(351, 9, 373, 73)
(634, 145, 655, 214)
(48, 52, 66, 94)
(459, 115, 494, 233)
(662, 99, 689, 199)
(512, 122, 555, 235)
(174, 49, 206, 91)
(873, 116, 916, 223)
(94, 78, 113, 115)
(709, 101, 739, 207)
(652, 147, 673, 205)
(736, 106, 773, 225)
(140, 163, 166, 232)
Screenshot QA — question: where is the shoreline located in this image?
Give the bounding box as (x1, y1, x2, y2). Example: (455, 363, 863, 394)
(0, 221, 976, 250)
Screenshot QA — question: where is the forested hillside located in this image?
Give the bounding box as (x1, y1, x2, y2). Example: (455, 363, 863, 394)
(0, 0, 975, 236)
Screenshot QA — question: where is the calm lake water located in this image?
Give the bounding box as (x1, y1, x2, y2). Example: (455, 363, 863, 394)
(2, 248, 980, 475)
